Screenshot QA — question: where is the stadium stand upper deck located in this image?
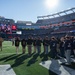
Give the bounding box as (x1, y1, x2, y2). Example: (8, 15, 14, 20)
(36, 7, 75, 24)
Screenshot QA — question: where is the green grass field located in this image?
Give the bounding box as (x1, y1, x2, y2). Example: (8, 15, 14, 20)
(0, 41, 55, 75)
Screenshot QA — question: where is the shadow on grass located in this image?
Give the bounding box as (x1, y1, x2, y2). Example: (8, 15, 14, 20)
(4, 54, 22, 62)
(41, 54, 48, 61)
(40, 52, 45, 58)
(48, 70, 57, 75)
(11, 54, 29, 68)
(61, 62, 75, 69)
(27, 53, 39, 66)
(27, 52, 35, 58)
(5, 54, 30, 71)
(0, 54, 16, 61)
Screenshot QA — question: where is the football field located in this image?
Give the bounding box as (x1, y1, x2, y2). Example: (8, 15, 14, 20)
(0, 41, 75, 75)
(0, 41, 54, 75)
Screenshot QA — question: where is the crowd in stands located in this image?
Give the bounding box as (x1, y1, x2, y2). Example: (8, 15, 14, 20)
(53, 25, 75, 33)
(0, 24, 11, 33)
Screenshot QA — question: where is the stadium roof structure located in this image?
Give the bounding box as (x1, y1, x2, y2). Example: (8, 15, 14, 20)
(37, 7, 75, 19)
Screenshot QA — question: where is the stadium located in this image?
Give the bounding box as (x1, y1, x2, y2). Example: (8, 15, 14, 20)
(0, 8, 75, 39)
(0, 6, 75, 75)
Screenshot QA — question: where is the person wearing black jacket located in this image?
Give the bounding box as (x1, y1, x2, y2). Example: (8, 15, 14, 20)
(15, 37, 20, 54)
(21, 38, 26, 54)
(70, 36, 74, 56)
(43, 36, 49, 54)
(43, 38, 45, 53)
(27, 36, 33, 55)
(33, 37, 37, 53)
(64, 36, 72, 65)
(49, 36, 58, 58)
(36, 36, 42, 54)
(73, 37, 75, 57)
(59, 37, 65, 57)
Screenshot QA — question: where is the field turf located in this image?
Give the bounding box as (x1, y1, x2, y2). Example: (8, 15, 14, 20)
(0, 41, 55, 75)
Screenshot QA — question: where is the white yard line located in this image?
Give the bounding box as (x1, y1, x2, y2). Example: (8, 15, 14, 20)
(0, 64, 16, 75)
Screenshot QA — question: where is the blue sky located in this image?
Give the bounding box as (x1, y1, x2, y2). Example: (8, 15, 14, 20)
(0, 0, 75, 22)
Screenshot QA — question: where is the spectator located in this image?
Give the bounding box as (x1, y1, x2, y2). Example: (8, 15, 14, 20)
(43, 38, 45, 53)
(73, 37, 75, 57)
(43, 36, 49, 54)
(70, 36, 74, 57)
(15, 37, 20, 54)
(59, 37, 65, 57)
(64, 36, 72, 65)
(27, 36, 33, 55)
(33, 37, 37, 53)
(36, 36, 42, 54)
(49, 36, 58, 59)
(21, 38, 26, 54)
